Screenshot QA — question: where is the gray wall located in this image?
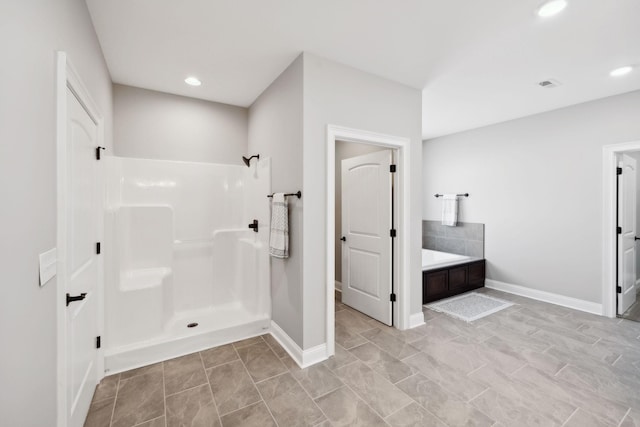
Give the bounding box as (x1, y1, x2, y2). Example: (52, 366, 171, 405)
(248, 56, 304, 346)
(423, 90, 640, 304)
(303, 53, 423, 347)
(335, 141, 388, 284)
(114, 84, 248, 164)
(0, 0, 113, 424)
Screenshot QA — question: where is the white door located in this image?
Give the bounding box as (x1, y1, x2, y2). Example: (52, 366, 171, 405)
(341, 150, 393, 325)
(64, 87, 100, 426)
(618, 154, 637, 315)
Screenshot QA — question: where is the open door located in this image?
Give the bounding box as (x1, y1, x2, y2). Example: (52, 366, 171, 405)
(341, 149, 394, 325)
(618, 154, 637, 315)
(62, 87, 101, 426)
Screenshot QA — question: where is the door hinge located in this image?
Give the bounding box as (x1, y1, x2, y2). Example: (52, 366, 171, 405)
(617, 286, 622, 294)
(95, 146, 105, 160)
(390, 293, 397, 302)
(390, 229, 397, 238)
(617, 167, 623, 175)
(96, 242, 101, 254)
(617, 227, 622, 235)
(96, 336, 101, 349)
(390, 164, 397, 173)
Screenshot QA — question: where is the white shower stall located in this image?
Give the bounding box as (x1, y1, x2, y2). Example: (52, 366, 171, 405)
(103, 156, 271, 373)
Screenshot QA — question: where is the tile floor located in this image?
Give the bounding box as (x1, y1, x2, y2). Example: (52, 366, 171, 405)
(85, 288, 640, 427)
(622, 299, 640, 322)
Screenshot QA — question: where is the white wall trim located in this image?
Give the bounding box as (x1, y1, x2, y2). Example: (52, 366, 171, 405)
(56, 52, 105, 427)
(485, 279, 602, 315)
(602, 140, 640, 318)
(335, 280, 342, 292)
(326, 124, 412, 361)
(270, 321, 328, 368)
(409, 312, 426, 328)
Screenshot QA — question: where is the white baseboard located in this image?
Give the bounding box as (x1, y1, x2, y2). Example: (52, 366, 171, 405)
(408, 312, 426, 329)
(335, 280, 342, 292)
(270, 321, 328, 369)
(485, 279, 603, 315)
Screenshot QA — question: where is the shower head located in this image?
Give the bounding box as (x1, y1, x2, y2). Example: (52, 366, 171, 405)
(242, 154, 260, 167)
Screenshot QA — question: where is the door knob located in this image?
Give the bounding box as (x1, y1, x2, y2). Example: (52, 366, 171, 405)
(66, 293, 87, 306)
(340, 236, 346, 241)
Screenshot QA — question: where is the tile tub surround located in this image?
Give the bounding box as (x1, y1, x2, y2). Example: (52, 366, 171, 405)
(86, 289, 640, 426)
(423, 220, 484, 258)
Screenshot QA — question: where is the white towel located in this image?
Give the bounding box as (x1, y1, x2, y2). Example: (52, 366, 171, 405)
(269, 193, 289, 258)
(441, 194, 458, 226)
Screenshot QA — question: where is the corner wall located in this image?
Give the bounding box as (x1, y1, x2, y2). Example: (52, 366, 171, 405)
(0, 0, 113, 424)
(248, 55, 304, 345)
(303, 53, 423, 347)
(423, 90, 640, 305)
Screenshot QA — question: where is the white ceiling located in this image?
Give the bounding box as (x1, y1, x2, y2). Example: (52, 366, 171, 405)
(86, 0, 640, 139)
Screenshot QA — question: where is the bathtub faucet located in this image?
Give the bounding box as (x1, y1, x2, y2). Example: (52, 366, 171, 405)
(248, 219, 259, 233)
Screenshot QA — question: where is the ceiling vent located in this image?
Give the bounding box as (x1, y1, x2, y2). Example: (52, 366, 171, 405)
(538, 79, 561, 88)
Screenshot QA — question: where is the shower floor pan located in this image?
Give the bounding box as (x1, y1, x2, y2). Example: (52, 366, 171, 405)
(104, 303, 270, 375)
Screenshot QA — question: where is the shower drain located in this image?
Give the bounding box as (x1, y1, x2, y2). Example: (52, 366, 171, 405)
(187, 322, 198, 328)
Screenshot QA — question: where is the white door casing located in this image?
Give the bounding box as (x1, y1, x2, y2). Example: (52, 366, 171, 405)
(618, 154, 637, 314)
(341, 150, 393, 325)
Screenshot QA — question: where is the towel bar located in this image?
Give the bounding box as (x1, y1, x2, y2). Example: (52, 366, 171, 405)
(434, 193, 469, 198)
(267, 191, 302, 199)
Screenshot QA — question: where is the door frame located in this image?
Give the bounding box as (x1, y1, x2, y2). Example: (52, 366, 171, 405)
(55, 52, 105, 427)
(326, 125, 411, 357)
(602, 140, 640, 318)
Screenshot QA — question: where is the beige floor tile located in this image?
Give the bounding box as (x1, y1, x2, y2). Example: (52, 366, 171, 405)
(92, 374, 119, 402)
(334, 361, 412, 418)
(165, 383, 219, 427)
(120, 362, 163, 380)
(396, 373, 494, 427)
(469, 365, 575, 425)
(207, 360, 261, 415)
(323, 343, 357, 371)
(470, 388, 558, 426)
(231, 336, 265, 349)
(402, 351, 487, 402)
(348, 342, 414, 384)
(262, 333, 288, 358)
(111, 371, 164, 427)
(256, 372, 326, 426)
(136, 416, 166, 427)
(314, 386, 387, 427)
(219, 402, 277, 427)
(621, 409, 640, 427)
(163, 353, 208, 396)
(200, 344, 238, 369)
(235, 341, 287, 383)
(385, 402, 447, 427)
(84, 397, 115, 427)
(563, 408, 616, 427)
(290, 363, 343, 399)
(359, 328, 419, 360)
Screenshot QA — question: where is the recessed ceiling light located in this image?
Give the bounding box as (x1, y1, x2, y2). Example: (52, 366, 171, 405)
(184, 76, 202, 86)
(537, 0, 568, 17)
(610, 66, 633, 77)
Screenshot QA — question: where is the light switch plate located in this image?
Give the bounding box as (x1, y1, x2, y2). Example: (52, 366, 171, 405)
(39, 247, 57, 287)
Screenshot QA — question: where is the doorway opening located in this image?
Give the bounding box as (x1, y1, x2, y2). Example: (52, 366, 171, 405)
(326, 125, 412, 358)
(602, 141, 640, 322)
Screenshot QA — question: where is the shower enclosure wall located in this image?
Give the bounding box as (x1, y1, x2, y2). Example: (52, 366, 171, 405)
(103, 156, 271, 373)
